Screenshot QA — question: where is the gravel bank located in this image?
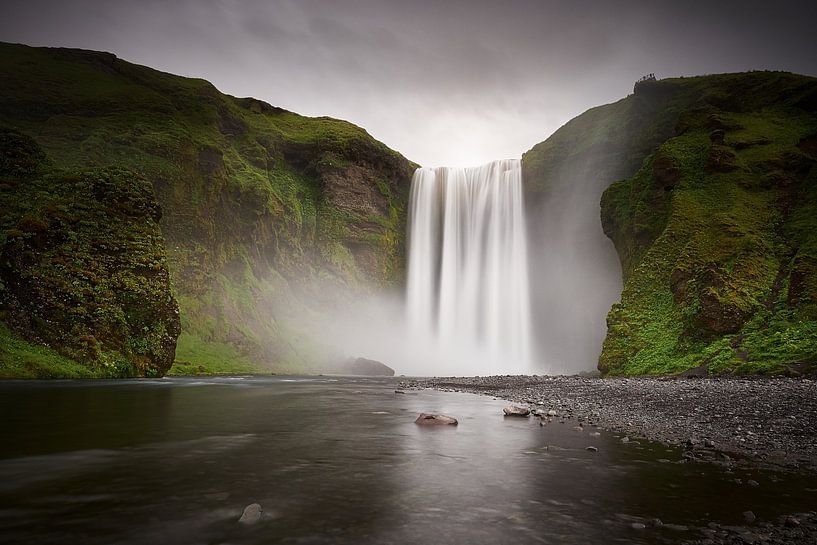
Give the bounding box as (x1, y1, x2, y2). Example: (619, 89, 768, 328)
(408, 375, 817, 471)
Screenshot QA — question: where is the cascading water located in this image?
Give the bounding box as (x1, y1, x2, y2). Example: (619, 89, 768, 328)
(406, 159, 532, 375)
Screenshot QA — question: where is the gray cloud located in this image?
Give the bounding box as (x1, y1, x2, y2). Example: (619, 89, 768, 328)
(1, 0, 816, 166)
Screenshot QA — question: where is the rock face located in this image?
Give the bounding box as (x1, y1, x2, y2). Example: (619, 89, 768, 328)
(337, 357, 395, 376)
(0, 130, 180, 377)
(0, 42, 414, 376)
(415, 413, 458, 426)
(524, 71, 817, 375)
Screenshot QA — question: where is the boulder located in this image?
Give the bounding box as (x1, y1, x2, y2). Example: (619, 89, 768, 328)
(503, 406, 531, 417)
(415, 413, 458, 426)
(238, 503, 262, 524)
(337, 357, 395, 376)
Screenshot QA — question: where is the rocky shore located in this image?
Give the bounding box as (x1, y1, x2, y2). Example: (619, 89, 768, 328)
(409, 375, 817, 471)
(408, 375, 817, 545)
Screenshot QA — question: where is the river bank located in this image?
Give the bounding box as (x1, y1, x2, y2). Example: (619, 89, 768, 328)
(408, 375, 817, 544)
(407, 375, 817, 472)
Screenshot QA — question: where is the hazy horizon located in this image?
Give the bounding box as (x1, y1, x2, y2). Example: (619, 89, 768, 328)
(2, 0, 816, 167)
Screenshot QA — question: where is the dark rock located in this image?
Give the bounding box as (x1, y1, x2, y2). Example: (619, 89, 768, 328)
(784, 516, 800, 527)
(743, 510, 756, 523)
(337, 357, 395, 376)
(586, 446, 598, 452)
(415, 413, 458, 426)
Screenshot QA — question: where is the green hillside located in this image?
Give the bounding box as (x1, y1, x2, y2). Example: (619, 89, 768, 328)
(0, 42, 414, 376)
(525, 72, 817, 375)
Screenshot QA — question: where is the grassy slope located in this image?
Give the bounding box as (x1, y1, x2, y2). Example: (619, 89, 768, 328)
(0, 42, 414, 375)
(599, 73, 817, 375)
(523, 71, 817, 375)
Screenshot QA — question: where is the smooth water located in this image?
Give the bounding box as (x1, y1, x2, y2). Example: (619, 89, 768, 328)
(1, 377, 815, 545)
(406, 159, 531, 375)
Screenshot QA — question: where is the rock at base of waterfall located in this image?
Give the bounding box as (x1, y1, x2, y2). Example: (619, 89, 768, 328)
(503, 406, 531, 417)
(415, 413, 458, 426)
(337, 357, 395, 376)
(238, 503, 263, 524)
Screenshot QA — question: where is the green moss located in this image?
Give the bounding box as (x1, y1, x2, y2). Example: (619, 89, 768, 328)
(0, 42, 415, 376)
(593, 72, 817, 375)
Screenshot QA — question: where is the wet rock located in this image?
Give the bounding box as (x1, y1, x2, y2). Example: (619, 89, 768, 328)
(742, 510, 756, 523)
(338, 357, 395, 376)
(621, 436, 630, 443)
(503, 406, 530, 417)
(238, 503, 262, 524)
(547, 409, 558, 416)
(415, 413, 458, 426)
(586, 446, 598, 452)
(631, 522, 646, 530)
(784, 516, 801, 527)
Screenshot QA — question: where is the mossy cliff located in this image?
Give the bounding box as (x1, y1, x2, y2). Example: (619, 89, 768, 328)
(0, 129, 179, 377)
(525, 72, 817, 375)
(0, 42, 414, 376)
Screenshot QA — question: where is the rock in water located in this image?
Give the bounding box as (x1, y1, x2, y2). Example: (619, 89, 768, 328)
(238, 503, 262, 524)
(503, 406, 531, 417)
(337, 357, 395, 376)
(415, 413, 458, 426)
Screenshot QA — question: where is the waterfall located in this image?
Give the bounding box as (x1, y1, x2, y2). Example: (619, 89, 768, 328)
(406, 159, 532, 375)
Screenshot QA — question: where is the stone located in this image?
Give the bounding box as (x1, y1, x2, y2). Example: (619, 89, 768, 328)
(503, 406, 531, 417)
(630, 522, 646, 530)
(621, 436, 630, 443)
(586, 446, 598, 452)
(784, 516, 800, 527)
(238, 503, 262, 524)
(337, 357, 395, 376)
(743, 510, 756, 523)
(415, 413, 458, 426)
(547, 409, 558, 416)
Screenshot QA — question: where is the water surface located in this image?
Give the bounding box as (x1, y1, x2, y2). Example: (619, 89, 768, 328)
(1, 376, 814, 544)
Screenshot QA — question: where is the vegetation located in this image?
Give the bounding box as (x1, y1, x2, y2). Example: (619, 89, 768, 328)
(526, 71, 817, 375)
(0, 42, 414, 376)
(0, 129, 180, 377)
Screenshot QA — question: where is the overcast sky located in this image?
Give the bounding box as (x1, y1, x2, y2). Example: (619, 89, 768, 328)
(2, 0, 816, 167)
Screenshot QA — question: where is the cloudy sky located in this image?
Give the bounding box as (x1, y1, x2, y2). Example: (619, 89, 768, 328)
(2, 0, 816, 167)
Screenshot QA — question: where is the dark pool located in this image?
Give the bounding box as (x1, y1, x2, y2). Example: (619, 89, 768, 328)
(1, 376, 815, 544)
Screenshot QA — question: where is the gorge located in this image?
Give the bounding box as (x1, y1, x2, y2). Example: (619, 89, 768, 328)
(0, 43, 816, 379)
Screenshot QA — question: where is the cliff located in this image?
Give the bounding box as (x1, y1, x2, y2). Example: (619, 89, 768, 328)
(0, 42, 414, 376)
(524, 71, 817, 375)
(0, 129, 179, 377)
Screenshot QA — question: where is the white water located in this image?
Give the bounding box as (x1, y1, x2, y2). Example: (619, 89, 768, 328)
(406, 159, 532, 375)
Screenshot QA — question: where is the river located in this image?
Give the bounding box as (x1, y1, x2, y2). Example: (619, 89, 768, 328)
(1, 376, 814, 544)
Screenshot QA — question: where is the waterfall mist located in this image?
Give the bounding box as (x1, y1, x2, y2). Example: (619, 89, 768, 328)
(525, 157, 623, 375)
(405, 159, 532, 375)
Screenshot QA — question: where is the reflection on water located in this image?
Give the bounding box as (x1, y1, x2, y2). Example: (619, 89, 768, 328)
(0, 377, 814, 544)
